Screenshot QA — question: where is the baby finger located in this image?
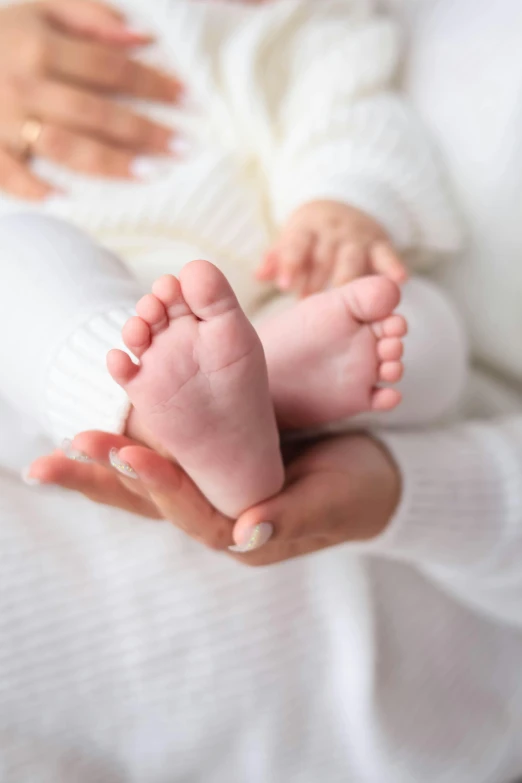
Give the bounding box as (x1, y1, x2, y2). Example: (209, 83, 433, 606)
(301, 239, 336, 295)
(370, 241, 408, 282)
(330, 243, 367, 287)
(276, 231, 314, 292)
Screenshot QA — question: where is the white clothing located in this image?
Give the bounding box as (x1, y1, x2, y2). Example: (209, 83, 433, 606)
(0, 0, 466, 442)
(0, 214, 467, 444)
(0, 0, 462, 281)
(0, 1, 522, 782)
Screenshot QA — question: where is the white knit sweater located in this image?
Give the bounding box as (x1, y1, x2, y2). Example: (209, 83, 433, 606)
(1, 0, 462, 262)
(0, 0, 464, 440)
(0, 1, 522, 782)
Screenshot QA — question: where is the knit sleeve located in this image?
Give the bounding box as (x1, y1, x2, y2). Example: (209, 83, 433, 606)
(365, 417, 522, 627)
(265, 0, 462, 257)
(0, 214, 140, 444)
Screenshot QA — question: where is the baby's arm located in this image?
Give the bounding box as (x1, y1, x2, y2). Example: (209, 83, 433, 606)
(0, 214, 141, 444)
(257, 0, 462, 295)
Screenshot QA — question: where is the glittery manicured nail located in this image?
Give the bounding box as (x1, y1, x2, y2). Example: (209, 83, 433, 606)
(61, 439, 93, 463)
(109, 448, 138, 479)
(21, 466, 41, 486)
(228, 522, 273, 553)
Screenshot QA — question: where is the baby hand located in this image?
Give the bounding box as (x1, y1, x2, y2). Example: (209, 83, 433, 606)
(257, 201, 408, 296)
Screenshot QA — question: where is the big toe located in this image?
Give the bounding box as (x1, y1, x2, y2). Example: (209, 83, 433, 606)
(343, 276, 401, 324)
(179, 259, 239, 320)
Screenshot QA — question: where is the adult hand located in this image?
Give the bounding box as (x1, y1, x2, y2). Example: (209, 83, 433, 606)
(27, 429, 401, 566)
(0, 0, 184, 200)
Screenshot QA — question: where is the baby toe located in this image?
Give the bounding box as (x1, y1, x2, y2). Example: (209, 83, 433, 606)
(107, 349, 139, 387)
(122, 316, 151, 358)
(136, 293, 168, 333)
(378, 361, 404, 384)
(180, 259, 239, 319)
(151, 274, 191, 319)
(371, 387, 402, 411)
(377, 337, 404, 362)
(372, 314, 408, 339)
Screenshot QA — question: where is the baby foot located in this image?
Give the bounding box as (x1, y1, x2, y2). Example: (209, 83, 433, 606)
(107, 261, 284, 518)
(258, 275, 407, 429)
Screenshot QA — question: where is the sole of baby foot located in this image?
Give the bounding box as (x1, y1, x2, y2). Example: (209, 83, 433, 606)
(258, 275, 407, 429)
(107, 262, 284, 518)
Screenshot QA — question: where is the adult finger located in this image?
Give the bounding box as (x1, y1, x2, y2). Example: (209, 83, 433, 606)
(118, 57, 184, 104)
(34, 122, 137, 178)
(229, 534, 336, 568)
(109, 444, 235, 551)
(0, 146, 53, 200)
(42, 0, 152, 45)
(69, 430, 141, 464)
(24, 79, 175, 153)
(64, 431, 155, 502)
(26, 451, 160, 518)
(233, 462, 349, 551)
(232, 435, 399, 553)
(61, 431, 234, 550)
(48, 27, 182, 102)
(44, 0, 125, 25)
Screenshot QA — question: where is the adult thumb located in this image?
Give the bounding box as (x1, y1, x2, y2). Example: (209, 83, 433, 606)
(230, 469, 342, 553)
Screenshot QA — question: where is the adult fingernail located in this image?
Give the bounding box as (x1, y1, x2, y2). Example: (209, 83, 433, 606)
(130, 157, 168, 181)
(168, 136, 191, 156)
(21, 466, 41, 486)
(277, 275, 292, 291)
(61, 438, 93, 463)
(228, 522, 273, 553)
(109, 448, 138, 479)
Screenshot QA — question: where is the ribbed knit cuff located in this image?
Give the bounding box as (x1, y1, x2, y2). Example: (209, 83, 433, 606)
(45, 306, 136, 445)
(364, 423, 522, 571)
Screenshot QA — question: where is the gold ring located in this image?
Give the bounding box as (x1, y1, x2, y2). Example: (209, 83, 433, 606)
(19, 118, 43, 160)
